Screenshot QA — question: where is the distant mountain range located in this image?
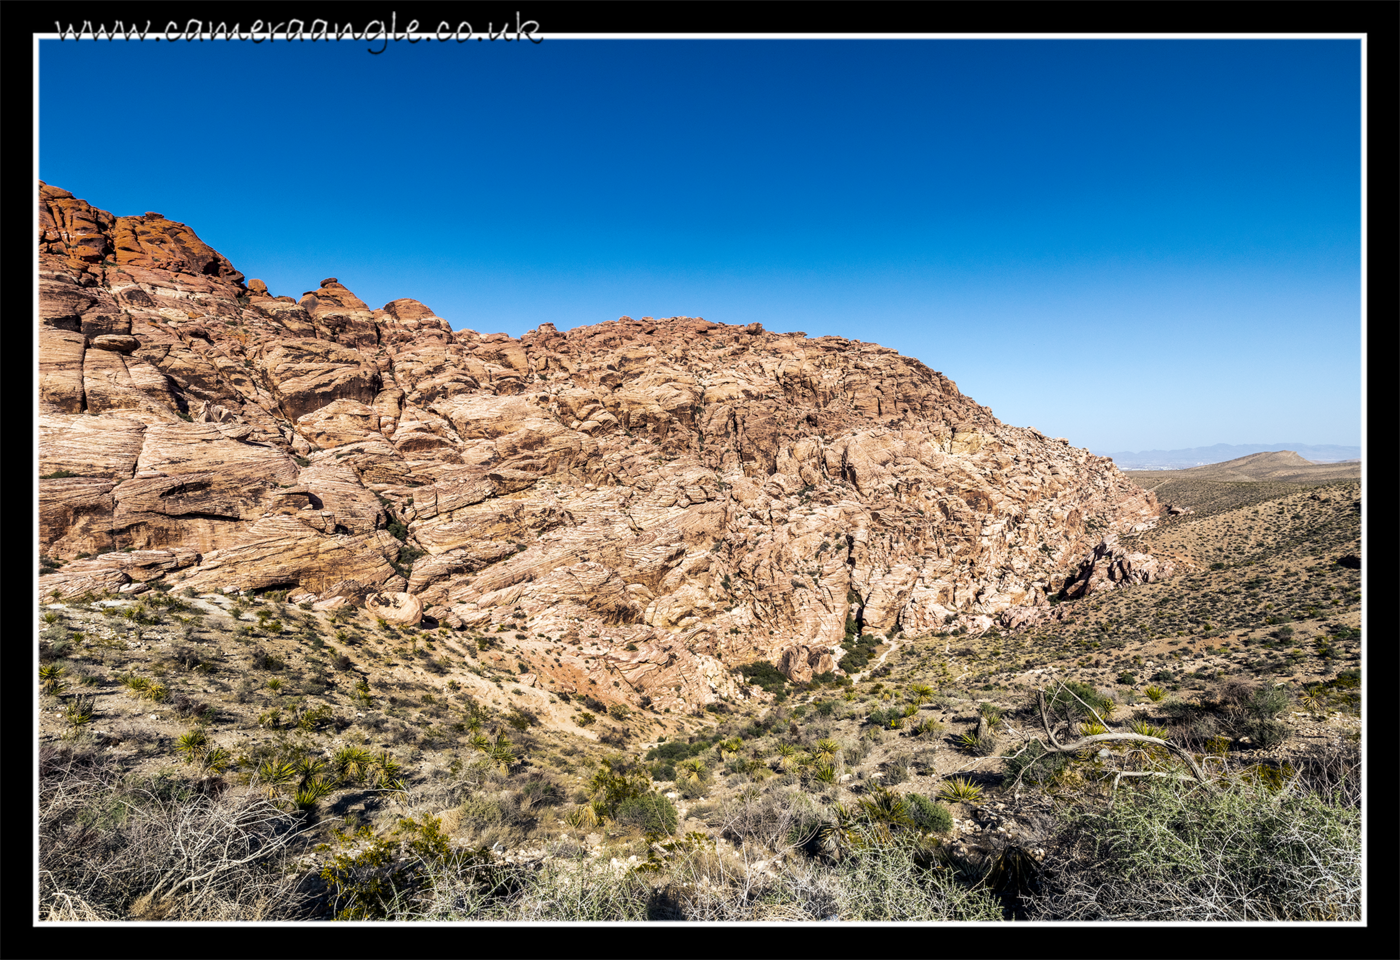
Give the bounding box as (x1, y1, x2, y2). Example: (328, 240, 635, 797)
(1098, 443, 1361, 471)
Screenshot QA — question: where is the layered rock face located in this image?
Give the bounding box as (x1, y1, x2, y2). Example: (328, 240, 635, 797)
(37, 182, 1169, 712)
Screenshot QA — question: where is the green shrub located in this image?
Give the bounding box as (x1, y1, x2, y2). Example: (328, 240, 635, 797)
(736, 660, 788, 702)
(1045, 681, 1113, 718)
(614, 794, 678, 836)
(906, 794, 953, 834)
(1246, 685, 1290, 719)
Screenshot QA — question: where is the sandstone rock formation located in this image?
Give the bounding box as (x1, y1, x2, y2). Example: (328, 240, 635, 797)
(37, 182, 1170, 713)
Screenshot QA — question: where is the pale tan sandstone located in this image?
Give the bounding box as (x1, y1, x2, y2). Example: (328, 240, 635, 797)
(39, 414, 146, 478)
(37, 183, 1173, 714)
(260, 338, 382, 421)
(39, 327, 88, 413)
(366, 591, 424, 626)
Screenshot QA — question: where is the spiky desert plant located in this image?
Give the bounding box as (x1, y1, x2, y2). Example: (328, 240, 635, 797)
(294, 777, 335, 811)
(811, 762, 838, 785)
(978, 702, 1003, 728)
(201, 746, 232, 774)
(780, 749, 809, 773)
(469, 731, 491, 752)
(40, 663, 67, 697)
(295, 756, 328, 783)
(856, 785, 915, 830)
(908, 682, 935, 705)
(901, 704, 920, 719)
(937, 777, 983, 804)
(1144, 685, 1166, 703)
(176, 729, 210, 763)
(489, 733, 516, 774)
(912, 717, 944, 739)
(334, 746, 375, 785)
(814, 739, 841, 764)
(676, 758, 706, 787)
(565, 803, 604, 829)
(119, 673, 150, 695)
(1078, 720, 1108, 737)
(63, 695, 96, 732)
(1128, 719, 1169, 740)
(372, 752, 406, 791)
(256, 759, 298, 797)
(266, 678, 282, 693)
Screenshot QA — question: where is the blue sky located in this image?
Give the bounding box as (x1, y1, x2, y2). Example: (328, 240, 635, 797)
(38, 37, 1362, 453)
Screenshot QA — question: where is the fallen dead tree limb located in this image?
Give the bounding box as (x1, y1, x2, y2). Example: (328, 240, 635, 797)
(1002, 686, 1217, 793)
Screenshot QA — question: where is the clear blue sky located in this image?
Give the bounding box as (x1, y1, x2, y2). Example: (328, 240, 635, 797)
(38, 37, 1362, 453)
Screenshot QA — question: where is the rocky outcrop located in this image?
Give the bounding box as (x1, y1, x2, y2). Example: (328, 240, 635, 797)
(37, 183, 1171, 714)
(1060, 533, 1177, 600)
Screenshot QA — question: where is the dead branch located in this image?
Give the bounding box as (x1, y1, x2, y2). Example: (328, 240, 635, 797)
(1036, 688, 1215, 791)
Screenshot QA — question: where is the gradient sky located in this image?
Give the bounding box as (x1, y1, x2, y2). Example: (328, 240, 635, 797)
(37, 36, 1363, 453)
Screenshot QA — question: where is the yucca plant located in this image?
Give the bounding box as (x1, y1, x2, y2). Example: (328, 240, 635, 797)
(373, 751, 406, 791)
(39, 663, 67, 697)
(296, 756, 328, 782)
(811, 761, 837, 785)
(1128, 719, 1169, 740)
(176, 729, 210, 762)
(779, 749, 808, 773)
(201, 746, 232, 774)
(908, 682, 935, 705)
(256, 758, 299, 797)
(489, 733, 516, 774)
(978, 702, 1003, 728)
(42, 610, 60, 625)
(814, 738, 841, 764)
(63, 695, 96, 732)
(1144, 685, 1166, 702)
(912, 717, 944, 738)
(565, 803, 604, 829)
(1078, 720, 1108, 737)
(119, 673, 150, 695)
(266, 677, 283, 693)
(856, 785, 916, 830)
(676, 758, 706, 786)
(334, 746, 375, 785)
(901, 703, 920, 718)
(294, 777, 335, 811)
(937, 777, 983, 804)
(295, 704, 333, 732)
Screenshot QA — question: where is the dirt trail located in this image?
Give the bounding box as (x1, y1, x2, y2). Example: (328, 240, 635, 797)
(851, 635, 904, 683)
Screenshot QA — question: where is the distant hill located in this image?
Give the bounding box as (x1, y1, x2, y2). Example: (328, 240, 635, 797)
(1100, 442, 1361, 470)
(1126, 450, 1360, 483)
